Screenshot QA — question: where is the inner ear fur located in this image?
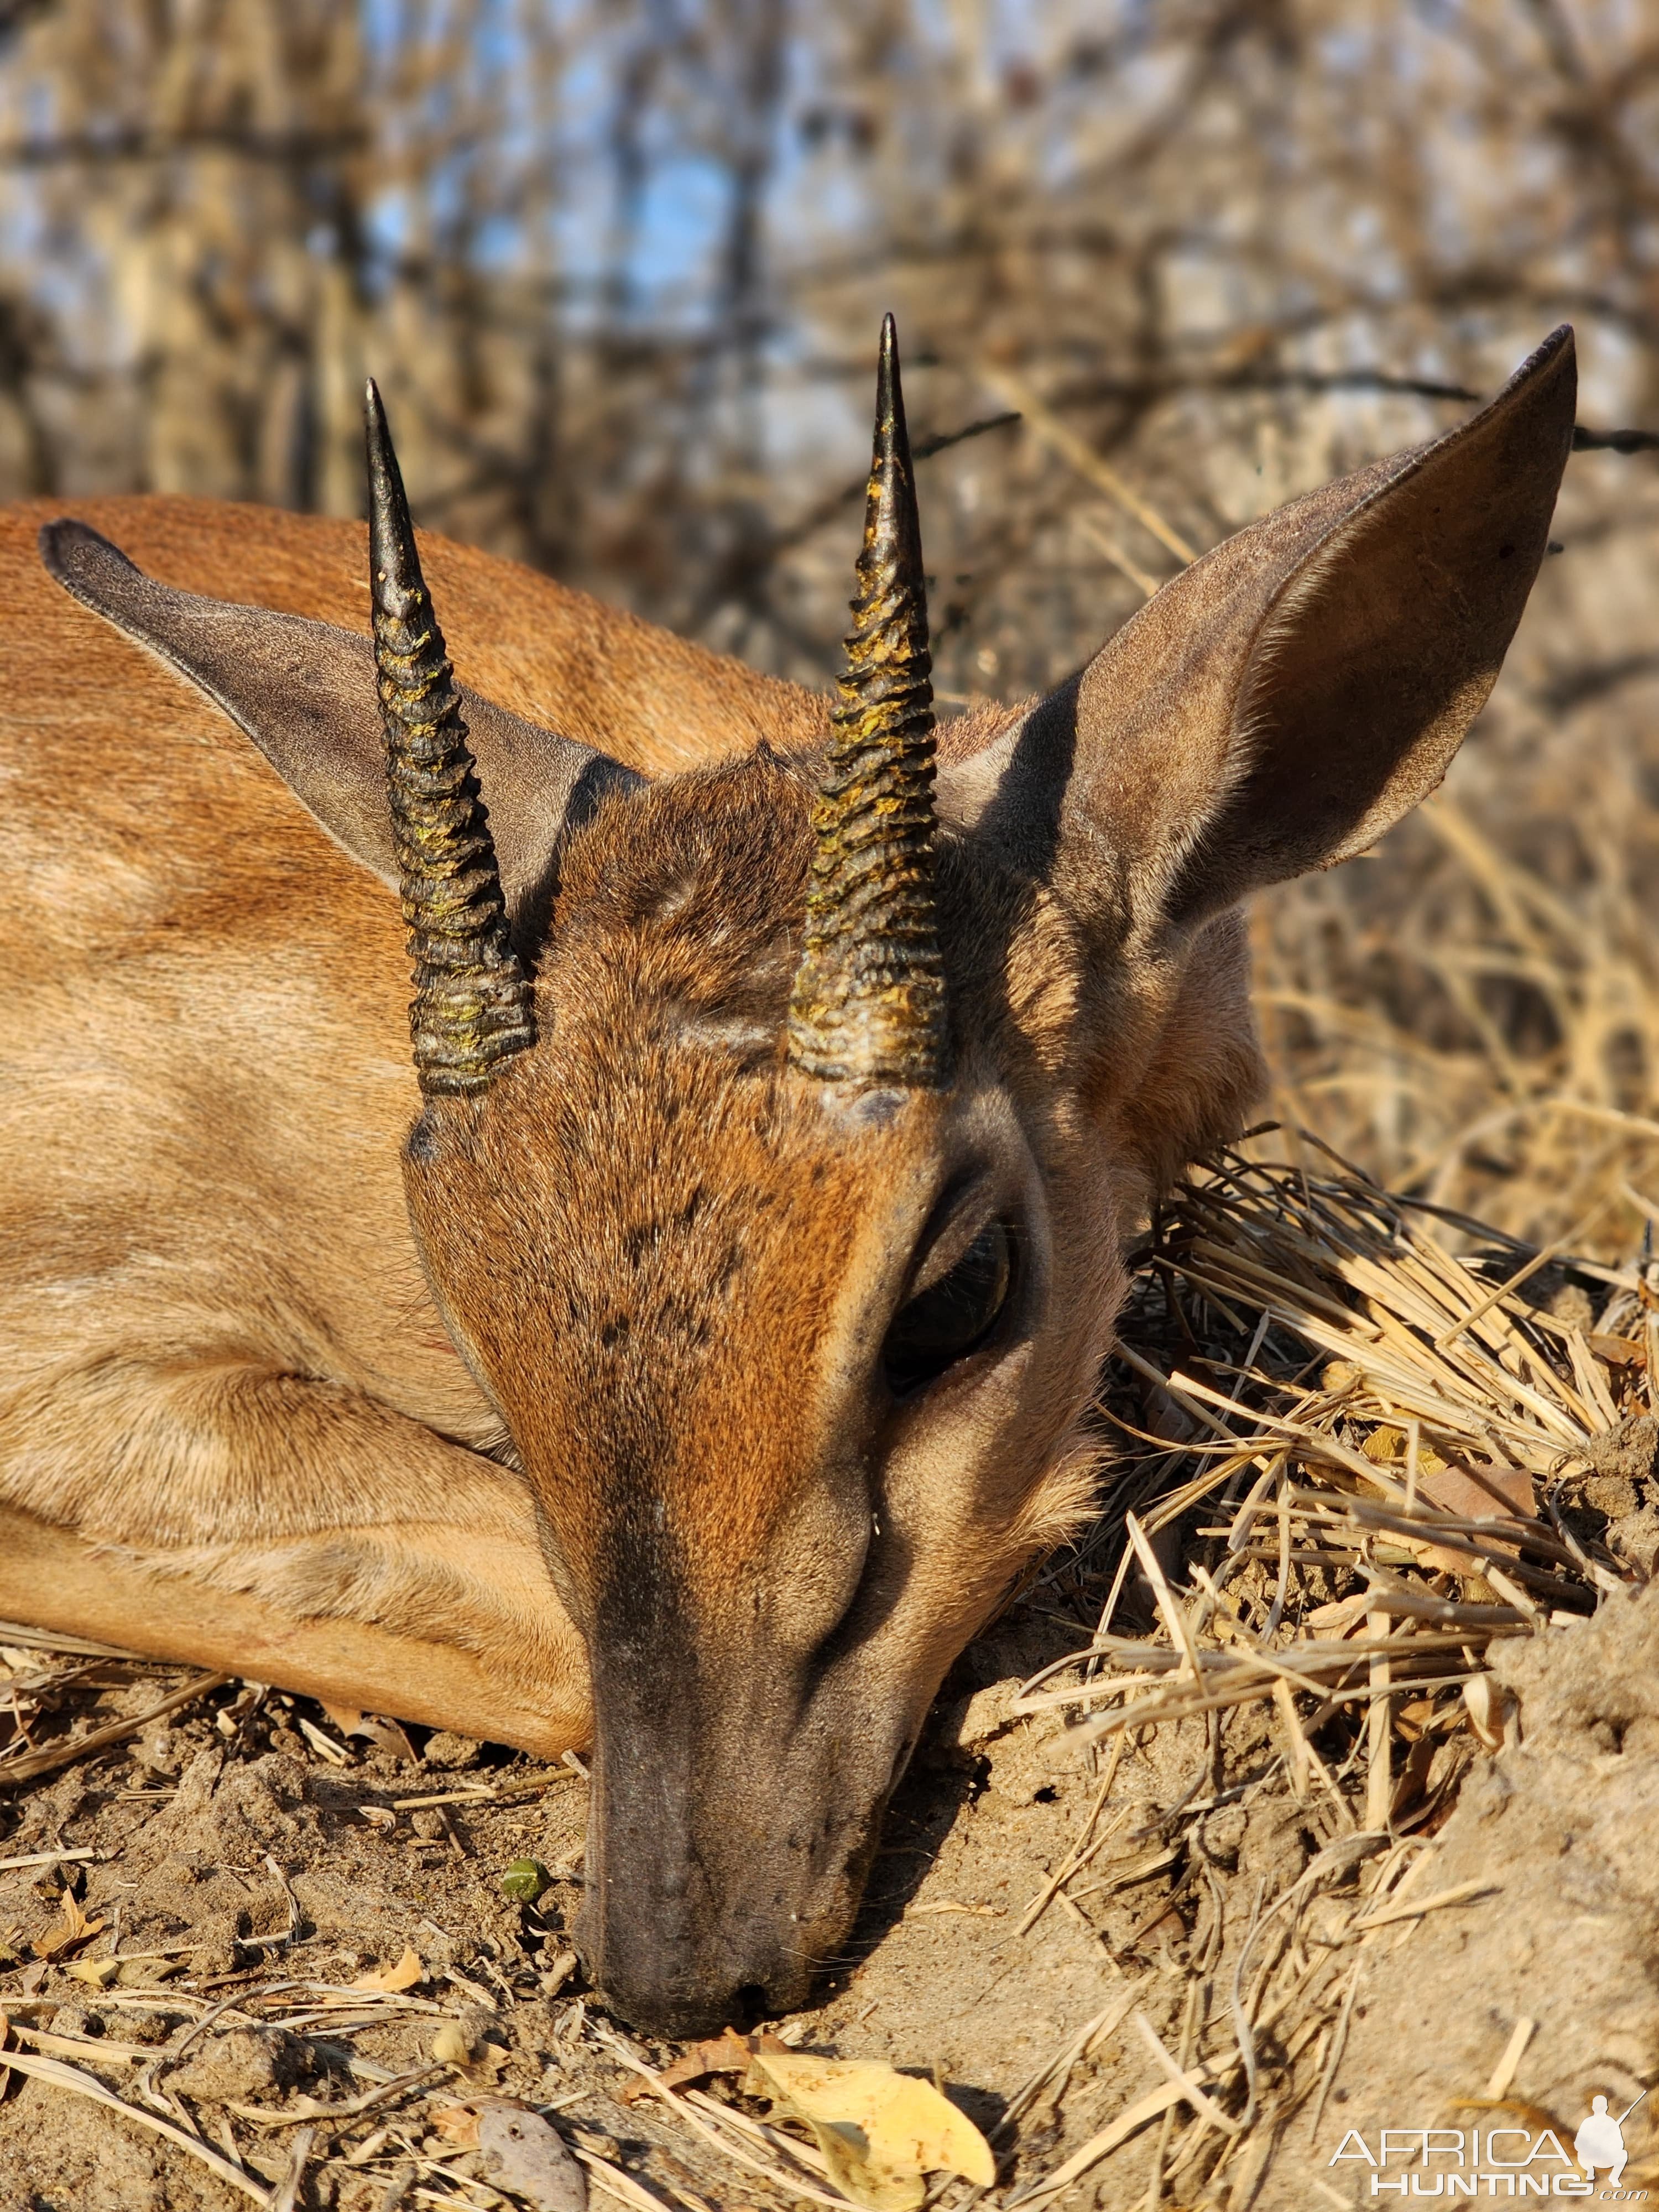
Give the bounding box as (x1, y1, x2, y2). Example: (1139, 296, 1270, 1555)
(961, 325, 1576, 945)
(38, 517, 641, 935)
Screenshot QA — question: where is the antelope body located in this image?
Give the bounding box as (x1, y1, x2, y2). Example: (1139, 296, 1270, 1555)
(0, 324, 1575, 2033)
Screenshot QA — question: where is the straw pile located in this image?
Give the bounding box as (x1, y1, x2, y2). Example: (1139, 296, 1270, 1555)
(988, 1125, 1652, 2208)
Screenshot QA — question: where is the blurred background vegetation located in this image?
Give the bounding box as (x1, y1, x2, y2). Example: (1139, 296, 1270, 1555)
(0, 0, 1656, 1245)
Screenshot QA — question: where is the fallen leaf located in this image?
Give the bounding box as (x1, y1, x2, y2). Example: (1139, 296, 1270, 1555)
(745, 2051, 995, 2211)
(431, 2020, 473, 2066)
(430, 2101, 483, 2148)
(1360, 1431, 1536, 1574)
(479, 2100, 587, 2211)
(64, 1956, 121, 1989)
(352, 1945, 424, 1993)
(31, 1891, 104, 1961)
(661, 2026, 756, 2090)
(324, 1706, 420, 1762)
(295, 1713, 351, 1764)
(1305, 1592, 1371, 1634)
(1589, 1333, 1645, 1368)
(1462, 1674, 1517, 1751)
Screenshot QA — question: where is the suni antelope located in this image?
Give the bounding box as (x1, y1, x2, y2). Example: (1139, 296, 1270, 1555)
(0, 320, 1575, 2033)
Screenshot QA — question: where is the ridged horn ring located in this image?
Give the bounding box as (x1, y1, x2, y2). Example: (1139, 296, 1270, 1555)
(366, 379, 535, 1098)
(785, 315, 951, 1090)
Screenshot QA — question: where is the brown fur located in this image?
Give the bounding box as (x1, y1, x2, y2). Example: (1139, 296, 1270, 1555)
(0, 330, 1575, 2033)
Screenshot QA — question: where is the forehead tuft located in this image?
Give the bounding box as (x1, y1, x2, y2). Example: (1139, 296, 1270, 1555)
(556, 751, 811, 972)
(541, 746, 1037, 1083)
(533, 750, 815, 1075)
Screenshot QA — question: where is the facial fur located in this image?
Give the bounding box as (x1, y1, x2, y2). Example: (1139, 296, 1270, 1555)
(399, 744, 1258, 2031)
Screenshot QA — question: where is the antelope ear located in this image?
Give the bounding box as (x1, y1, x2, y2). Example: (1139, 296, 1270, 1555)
(943, 325, 1575, 940)
(39, 519, 639, 917)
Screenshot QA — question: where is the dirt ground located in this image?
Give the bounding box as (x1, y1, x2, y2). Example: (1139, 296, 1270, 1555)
(4, 1583, 1652, 2212)
(0, 1602, 1149, 2212)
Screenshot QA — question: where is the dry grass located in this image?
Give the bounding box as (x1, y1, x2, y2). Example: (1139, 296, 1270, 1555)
(977, 1134, 1654, 2206)
(1254, 683, 1659, 1252)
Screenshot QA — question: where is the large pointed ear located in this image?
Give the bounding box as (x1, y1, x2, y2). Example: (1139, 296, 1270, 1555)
(943, 326, 1575, 941)
(39, 519, 640, 918)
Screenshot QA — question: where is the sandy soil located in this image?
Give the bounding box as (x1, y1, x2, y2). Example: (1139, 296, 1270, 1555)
(0, 1594, 1271, 2211)
(3, 1574, 1656, 2211)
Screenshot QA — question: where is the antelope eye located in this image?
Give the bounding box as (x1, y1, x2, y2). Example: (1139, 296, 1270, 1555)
(883, 1219, 1015, 1396)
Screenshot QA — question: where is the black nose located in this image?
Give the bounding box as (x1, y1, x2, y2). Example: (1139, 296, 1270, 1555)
(576, 1882, 816, 2038)
(587, 1953, 810, 2039)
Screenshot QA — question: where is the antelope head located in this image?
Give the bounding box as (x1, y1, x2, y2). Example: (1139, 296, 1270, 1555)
(40, 319, 1577, 2034)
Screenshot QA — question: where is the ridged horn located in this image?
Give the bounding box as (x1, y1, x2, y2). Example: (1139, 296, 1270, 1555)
(786, 315, 950, 1089)
(366, 379, 535, 1098)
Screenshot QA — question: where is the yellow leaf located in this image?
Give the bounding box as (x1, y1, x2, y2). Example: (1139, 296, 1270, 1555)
(746, 2052, 995, 2212)
(351, 1944, 424, 1992)
(65, 1955, 121, 1989)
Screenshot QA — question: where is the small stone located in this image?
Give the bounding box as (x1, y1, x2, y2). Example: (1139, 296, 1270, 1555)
(1582, 1474, 1639, 1518)
(478, 2101, 587, 2212)
(135, 1726, 181, 1777)
(168, 2026, 305, 2102)
(1586, 1414, 1659, 1485)
(423, 1730, 482, 1771)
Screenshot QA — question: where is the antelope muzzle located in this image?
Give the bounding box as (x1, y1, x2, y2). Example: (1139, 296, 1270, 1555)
(576, 1635, 910, 2037)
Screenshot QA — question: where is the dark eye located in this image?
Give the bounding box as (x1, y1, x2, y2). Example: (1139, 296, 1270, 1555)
(883, 1220, 1014, 1396)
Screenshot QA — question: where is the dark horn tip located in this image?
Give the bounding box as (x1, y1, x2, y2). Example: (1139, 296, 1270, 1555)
(877, 315, 898, 416)
(364, 380, 416, 592)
